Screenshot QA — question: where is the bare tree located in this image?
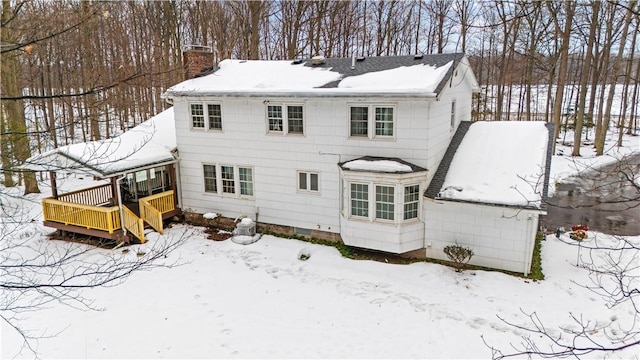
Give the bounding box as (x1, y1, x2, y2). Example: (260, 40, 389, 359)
(485, 153, 640, 358)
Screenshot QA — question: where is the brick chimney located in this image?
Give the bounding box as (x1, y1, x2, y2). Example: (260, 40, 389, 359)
(182, 45, 214, 80)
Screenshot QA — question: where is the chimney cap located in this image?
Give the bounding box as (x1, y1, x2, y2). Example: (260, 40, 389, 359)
(183, 44, 213, 53)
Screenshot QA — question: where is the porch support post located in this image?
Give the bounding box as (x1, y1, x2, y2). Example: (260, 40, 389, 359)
(49, 171, 58, 199)
(110, 177, 118, 204)
(169, 164, 178, 208)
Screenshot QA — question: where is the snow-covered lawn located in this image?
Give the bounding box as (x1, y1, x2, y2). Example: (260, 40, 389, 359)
(1, 128, 638, 359)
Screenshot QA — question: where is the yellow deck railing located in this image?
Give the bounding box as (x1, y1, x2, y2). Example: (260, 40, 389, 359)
(139, 199, 163, 235)
(57, 183, 113, 206)
(42, 198, 120, 233)
(141, 190, 175, 214)
(43, 188, 176, 242)
(122, 206, 145, 243)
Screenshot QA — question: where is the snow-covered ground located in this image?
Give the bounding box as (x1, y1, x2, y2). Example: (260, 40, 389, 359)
(1, 128, 639, 359)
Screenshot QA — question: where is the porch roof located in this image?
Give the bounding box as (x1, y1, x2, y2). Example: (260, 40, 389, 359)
(23, 107, 176, 178)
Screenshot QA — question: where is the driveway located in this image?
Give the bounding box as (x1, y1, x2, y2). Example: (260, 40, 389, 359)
(545, 152, 640, 236)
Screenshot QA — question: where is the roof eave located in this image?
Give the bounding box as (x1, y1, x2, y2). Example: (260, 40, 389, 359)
(163, 90, 440, 99)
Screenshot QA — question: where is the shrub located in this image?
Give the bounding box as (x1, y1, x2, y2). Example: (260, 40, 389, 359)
(443, 243, 474, 272)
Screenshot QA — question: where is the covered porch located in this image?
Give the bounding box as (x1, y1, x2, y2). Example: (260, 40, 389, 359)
(22, 107, 181, 244)
(42, 163, 181, 244)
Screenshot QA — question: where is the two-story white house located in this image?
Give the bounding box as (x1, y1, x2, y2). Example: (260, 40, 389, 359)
(161, 51, 551, 275)
(163, 53, 476, 244)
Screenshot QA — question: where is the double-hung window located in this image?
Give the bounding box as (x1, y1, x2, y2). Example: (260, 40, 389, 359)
(203, 164, 254, 198)
(239, 167, 254, 196)
(349, 104, 395, 139)
(191, 104, 205, 129)
(203, 164, 217, 193)
(266, 103, 304, 135)
(403, 185, 420, 220)
(350, 183, 369, 217)
(375, 185, 395, 221)
(191, 103, 223, 131)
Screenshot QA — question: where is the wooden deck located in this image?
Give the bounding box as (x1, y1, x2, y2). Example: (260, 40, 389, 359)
(42, 187, 180, 244)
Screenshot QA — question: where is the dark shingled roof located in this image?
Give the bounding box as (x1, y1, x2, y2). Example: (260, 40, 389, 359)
(301, 53, 465, 94)
(339, 156, 427, 174)
(425, 121, 472, 199)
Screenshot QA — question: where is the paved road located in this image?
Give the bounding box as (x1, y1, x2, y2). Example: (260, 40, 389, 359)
(545, 152, 640, 236)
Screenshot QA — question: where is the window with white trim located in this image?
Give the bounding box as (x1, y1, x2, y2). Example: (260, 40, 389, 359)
(349, 104, 395, 138)
(450, 100, 456, 130)
(403, 185, 419, 220)
(191, 102, 223, 131)
(221, 166, 235, 194)
(208, 104, 222, 130)
(266, 103, 304, 135)
(350, 183, 369, 217)
(203, 164, 254, 198)
(298, 171, 319, 192)
(239, 167, 254, 196)
(346, 180, 422, 223)
(203, 164, 217, 193)
(191, 104, 205, 129)
(375, 185, 395, 220)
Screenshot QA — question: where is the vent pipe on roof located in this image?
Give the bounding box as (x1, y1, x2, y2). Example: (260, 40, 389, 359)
(311, 55, 326, 65)
(351, 53, 355, 70)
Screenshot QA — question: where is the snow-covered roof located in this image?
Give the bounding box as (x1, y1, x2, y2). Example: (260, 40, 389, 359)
(431, 121, 551, 208)
(23, 107, 176, 177)
(340, 156, 426, 174)
(164, 54, 474, 98)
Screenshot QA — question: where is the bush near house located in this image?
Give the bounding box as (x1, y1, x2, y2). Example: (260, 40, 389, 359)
(443, 244, 475, 272)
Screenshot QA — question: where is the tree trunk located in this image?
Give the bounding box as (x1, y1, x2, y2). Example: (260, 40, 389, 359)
(572, 1, 600, 157)
(0, 0, 40, 193)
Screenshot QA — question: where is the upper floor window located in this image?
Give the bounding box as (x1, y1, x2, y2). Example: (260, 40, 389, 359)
(349, 104, 395, 139)
(266, 103, 304, 135)
(450, 100, 456, 131)
(191, 104, 205, 129)
(208, 104, 222, 130)
(191, 103, 223, 131)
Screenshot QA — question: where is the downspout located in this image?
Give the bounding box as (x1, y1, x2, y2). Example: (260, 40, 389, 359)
(523, 212, 534, 277)
(116, 174, 127, 237)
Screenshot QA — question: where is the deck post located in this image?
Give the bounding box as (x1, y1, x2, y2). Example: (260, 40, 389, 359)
(50, 171, 58, 199)
(169, 164, 178, 208)
(110, 177, 118, 205)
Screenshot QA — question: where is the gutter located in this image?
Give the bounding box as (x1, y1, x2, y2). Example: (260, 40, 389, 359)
(162, 90, 439, 99)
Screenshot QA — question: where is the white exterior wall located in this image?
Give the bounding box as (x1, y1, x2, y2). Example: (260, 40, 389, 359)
(423, 199, 539, 274)
(425, 66, 475, 184)
(173, 64, 474, 249)
(174, 96, 450, 234)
